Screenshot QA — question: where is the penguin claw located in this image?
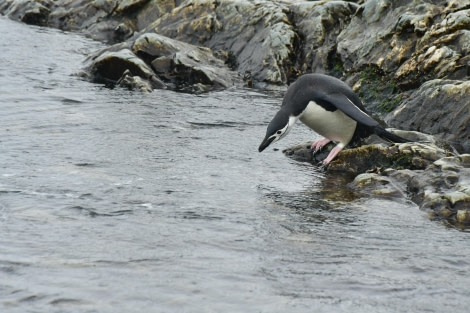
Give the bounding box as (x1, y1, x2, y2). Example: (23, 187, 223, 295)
(311, 146, 321, 156)
(311, 149, 320, 163)
(311, 146, 322, 157)
(316, 161, 329, 171)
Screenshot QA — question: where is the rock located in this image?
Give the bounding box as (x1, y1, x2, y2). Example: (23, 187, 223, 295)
(385, 79, 470, 153)
(350, 173, 406, 198)
(282, 141, 326, 164)
(456, 210, 470, 223)
(21, 1, 50, 26)
(0, 0, 176, 42)
(380, 154, 470, 225)
(289, 1, 359, 76)
(144, 0, 298, 85)
(330, 141, 450, 174)
(133, 32, 235, 89)
(284, 130, 450, 175)
(1, 0, 52, 26)
(336, 0, 430, 73)
(116, 69, 157, 92)
(47, 0, 120, 42)
(84, 31, 235, 91)
(115, 0, 150, 14)
(283, 131, 470, 225)
(87, 48, 157, 84)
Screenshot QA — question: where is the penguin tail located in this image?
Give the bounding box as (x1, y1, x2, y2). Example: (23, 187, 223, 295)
(373, 126, 412, 143)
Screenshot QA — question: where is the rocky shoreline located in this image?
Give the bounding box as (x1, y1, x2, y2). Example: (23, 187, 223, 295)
(283, 130, 470, 227)
(1, 0, 469, 226)
(2, 0, 468, 148)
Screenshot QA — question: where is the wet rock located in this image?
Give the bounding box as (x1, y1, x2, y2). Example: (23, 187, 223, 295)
(329, 141, 450, 174)
(116, 69, 160, 92)
(87, 48, 156, 84)
(415, 155, 470, 224)
(373, 154, 470, 225)
(282, 141, 325, 164)
(350, 173, 406, 198)
(1, 0, 51, 26)
(21, 1, 50, 26)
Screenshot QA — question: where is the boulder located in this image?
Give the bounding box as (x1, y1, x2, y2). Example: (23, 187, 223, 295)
(0, 0, 51, 26)
(82, 30, 237, 91)
(85, 32, 236, 91)
(86, 47, 158, 83)
(385, 79, 470, 153)
(133, 32, 235, 90)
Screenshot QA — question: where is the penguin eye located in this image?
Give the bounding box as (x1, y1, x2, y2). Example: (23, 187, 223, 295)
(276, 130, 282, 135)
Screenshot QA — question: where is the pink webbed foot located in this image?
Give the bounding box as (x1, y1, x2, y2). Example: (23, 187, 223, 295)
(322, 144, 345, 165)
(311, 137, 331, 153)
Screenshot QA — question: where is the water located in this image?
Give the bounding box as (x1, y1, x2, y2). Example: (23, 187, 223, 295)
(1, 16, 469, 313)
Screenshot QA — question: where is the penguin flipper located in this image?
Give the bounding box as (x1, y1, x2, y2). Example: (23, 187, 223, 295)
(321, 93, 379, 128)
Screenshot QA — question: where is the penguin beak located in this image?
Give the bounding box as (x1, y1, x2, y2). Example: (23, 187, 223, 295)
(258, 136, 275, 152)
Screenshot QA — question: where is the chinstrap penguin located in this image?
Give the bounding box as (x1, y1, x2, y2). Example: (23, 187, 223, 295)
(258, 73, 410, 165)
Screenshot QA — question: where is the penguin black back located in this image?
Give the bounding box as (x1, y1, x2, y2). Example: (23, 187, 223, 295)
(283, 74, 374, 142)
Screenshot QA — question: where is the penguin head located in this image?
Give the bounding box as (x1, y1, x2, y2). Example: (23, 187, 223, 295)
(258, 110, 297, 152)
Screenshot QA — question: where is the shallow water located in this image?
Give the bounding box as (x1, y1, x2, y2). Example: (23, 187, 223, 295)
(1, 17, 469, 313)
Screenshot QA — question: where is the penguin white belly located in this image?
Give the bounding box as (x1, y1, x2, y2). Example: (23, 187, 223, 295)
(299, 101, 357, 145)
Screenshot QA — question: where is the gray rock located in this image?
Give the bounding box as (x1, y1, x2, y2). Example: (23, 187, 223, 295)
(408, 155, 470, 225)
(1, 0, 52, 26)
(115, 0, 150, 14)
(47, 0, 119, 42)
(349, 172, 409, 198)
(116, 69, 154, 92)
(143, 0, 297, 85)
(87, 48, 156, 83)
(133, 32, 235, 89)
(385, 79, 470, 153)
(289, 1, 358, 76)
(84, 31, 235, 91)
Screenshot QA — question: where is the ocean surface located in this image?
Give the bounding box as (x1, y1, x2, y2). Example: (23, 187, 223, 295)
(1, 16, 469, 313)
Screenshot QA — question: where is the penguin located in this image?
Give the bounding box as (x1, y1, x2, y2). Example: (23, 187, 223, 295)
(258, 73, 410, 165)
